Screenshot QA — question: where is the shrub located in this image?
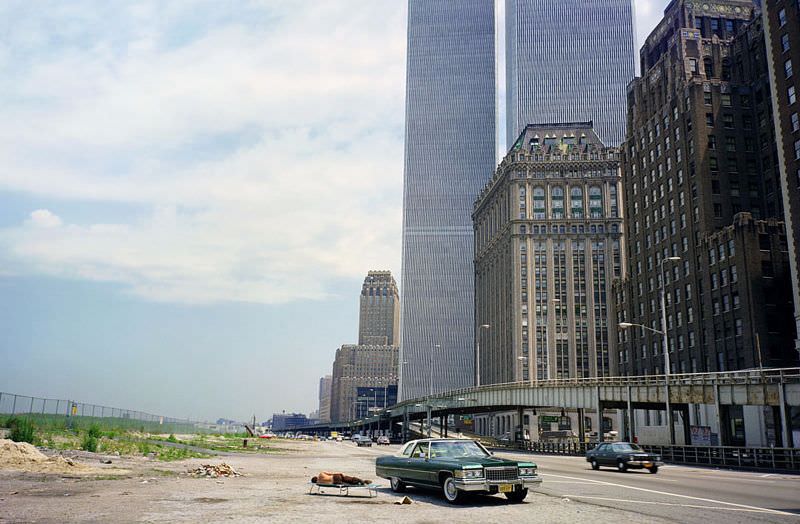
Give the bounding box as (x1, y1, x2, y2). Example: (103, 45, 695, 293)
(7, 417, 36, 444)
(167, 434, 178, 443)
(81, 434, 98, 452)
(87, 424, 102, 439)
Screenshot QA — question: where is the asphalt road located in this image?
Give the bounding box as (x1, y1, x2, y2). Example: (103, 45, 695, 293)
(365, 444, 800, 523)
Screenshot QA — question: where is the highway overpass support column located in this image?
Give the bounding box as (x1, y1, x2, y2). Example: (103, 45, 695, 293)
(403, 408, 409, 443)
(779, 383, 792, 448)
(596, 386, 604, 443)
(714, 383, 723, 446)
(626, 385, 635, 443)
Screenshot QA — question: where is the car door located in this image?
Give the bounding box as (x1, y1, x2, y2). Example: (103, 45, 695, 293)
(594, 443, 611, 465)
(406, 442, 431, 485)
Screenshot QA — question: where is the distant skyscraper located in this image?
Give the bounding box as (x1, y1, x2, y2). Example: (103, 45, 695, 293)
(400, 0, 496, 401)
(505, 0, 636, 147)
(318, 375, 332, 423)
(358, 271, 400, 346)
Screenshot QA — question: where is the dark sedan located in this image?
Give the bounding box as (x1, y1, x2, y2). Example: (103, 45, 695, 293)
(586, 442, 663, 473)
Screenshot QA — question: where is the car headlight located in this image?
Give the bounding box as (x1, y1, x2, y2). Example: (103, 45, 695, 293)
(455, 468, 484, 479)
(518, 467, 536, 476)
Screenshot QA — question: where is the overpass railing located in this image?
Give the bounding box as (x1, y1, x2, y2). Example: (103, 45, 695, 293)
(399, 367, 800, 407)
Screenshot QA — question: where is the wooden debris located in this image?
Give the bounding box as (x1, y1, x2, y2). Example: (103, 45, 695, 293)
(188, 463, 242, 478)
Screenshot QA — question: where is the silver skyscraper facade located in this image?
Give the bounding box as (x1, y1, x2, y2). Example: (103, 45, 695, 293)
(399, 0, 496, 400)
(505, 0, 636, 147)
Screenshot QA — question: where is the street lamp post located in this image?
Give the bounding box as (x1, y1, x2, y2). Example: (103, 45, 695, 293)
(476, 324, 490, 387)
(620, 256, 681, 445)
(428, 344, 440, 438)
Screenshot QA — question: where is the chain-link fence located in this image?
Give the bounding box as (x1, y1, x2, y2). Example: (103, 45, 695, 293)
(0, 391, 227, 434)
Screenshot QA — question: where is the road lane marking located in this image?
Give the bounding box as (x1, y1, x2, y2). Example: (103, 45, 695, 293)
(561, 495, 792, 515)
(545, 473, 796, 516)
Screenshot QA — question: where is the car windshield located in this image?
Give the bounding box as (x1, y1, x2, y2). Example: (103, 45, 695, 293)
(612, 443, 643, 452)
(429, 441, 490, 459)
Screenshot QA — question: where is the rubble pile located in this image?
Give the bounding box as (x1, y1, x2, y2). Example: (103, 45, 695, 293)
(188, 463, 242, 478)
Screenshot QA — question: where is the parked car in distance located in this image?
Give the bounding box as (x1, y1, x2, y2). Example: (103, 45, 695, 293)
(586, 442, 662, 473)
(375, 438, 541, 504)
(376, 436, 391, 446)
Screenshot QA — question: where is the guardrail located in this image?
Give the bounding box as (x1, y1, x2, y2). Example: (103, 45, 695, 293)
(641, 445, 800, 472)
(497, 441, 800, 472)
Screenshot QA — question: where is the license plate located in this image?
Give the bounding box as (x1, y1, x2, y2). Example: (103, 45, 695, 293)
(644, 462, 652, 468)
(499, 484, 513, 493)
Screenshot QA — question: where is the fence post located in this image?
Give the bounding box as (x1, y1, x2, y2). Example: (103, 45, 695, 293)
(11, 395, 17, 415)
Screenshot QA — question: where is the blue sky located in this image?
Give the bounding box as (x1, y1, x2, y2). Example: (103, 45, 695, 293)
(0, 0, 668, 421)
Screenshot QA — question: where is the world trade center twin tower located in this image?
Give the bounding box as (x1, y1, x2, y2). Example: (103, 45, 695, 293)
(399, 0, 636, 400)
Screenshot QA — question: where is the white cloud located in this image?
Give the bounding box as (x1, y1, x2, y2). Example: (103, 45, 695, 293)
(0, 0, 671, 305)
(0, 1, 407, 304)
(27, 209, 63, 228)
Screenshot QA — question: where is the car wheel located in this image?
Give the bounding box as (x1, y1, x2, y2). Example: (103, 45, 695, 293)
(617, 460, 628, 472)
(648, 466, 659, 474)
(505, 488, 528, 503)
(442, 476, 465, 504)
(590, 458, 599, 470)
(390, 477, 406, 493)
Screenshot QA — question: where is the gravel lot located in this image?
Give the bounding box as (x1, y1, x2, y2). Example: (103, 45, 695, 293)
(0, 440, 671, 523)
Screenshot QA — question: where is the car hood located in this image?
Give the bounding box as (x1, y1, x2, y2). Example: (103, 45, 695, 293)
(434, 456, 535, 468)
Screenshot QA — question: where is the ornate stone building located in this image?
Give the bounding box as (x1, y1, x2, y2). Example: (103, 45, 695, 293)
(358, 271, 400, 346)
(329, 270, 400, 422)
(473, 122, 625, 385)
(763, 0, 800, 358)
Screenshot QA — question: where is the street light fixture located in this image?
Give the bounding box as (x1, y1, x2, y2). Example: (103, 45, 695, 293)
(476, 324, 491, 387)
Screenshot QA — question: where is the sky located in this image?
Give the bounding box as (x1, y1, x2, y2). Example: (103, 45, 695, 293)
(0, 0, 670, 422)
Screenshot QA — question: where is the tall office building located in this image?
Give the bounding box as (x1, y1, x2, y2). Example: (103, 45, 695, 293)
(763, 0, 800, 357)
(399, 0, 496, 400)
(474, 123, 624, 385)
(329, 270, 400, 422)
(329, 344, 399, 422)
(614, 0, 798, 446)
(505, 0, 636, 147)
(358, 271, 400, 346)
(317, 375, 332, 423)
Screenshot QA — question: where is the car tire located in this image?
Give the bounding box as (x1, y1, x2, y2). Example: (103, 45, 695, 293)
(648, 466, 659, 474)
(442, 476, 465, 504)
(617, 460, 627, 473)
(590, 459, 599, 470)
(505, 488, 528, 503)
(390, 477, 406, 493)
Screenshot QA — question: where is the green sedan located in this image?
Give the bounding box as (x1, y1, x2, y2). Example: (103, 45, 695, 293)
(375, 438, 542, 504)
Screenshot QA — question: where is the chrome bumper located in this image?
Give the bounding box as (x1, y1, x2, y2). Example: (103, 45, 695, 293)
(454, 475, 543, 492)
(627, 460, 663, 467)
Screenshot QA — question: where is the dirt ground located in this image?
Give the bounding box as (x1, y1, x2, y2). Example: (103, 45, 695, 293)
(0, 440, 670, 523)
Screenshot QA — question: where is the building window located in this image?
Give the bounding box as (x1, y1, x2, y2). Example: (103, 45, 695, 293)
(570, 186, 584, 219)
(782, 33, 791, 53)
(725, 136, 736, 152)
(708, 135, 716, 150)
(704, 91, 712, 105)
(786, 59, 794, 79)
(792, 113, 799, 132)
(689, 58, 698, 74)
(532, 187, 546, 220)
(789, 86, 797, 105)
(589, 186, 603, 218)
(795, 139, 800, 160)
(551, 186, 564, 219)
(723, 114, 734, 128)
(706, 113, 714, 126)
(721, 93, 732, 107)
(779, 9, 786, 27)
